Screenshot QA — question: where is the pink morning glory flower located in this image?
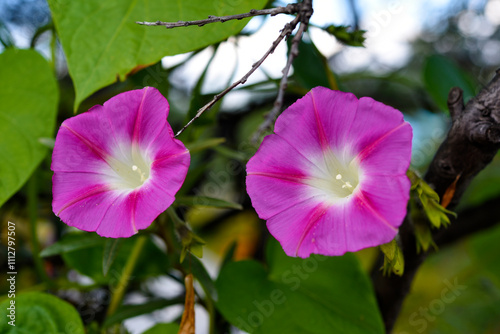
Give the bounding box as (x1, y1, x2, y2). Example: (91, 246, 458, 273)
(51, 87, 190, 238)
(246, 87, 412, 258)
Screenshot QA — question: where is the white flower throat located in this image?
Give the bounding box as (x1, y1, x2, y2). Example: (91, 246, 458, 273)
(306, 149, 360, 202)
(106, 144, 152, 190)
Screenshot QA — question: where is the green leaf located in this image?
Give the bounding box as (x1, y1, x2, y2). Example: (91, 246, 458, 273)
(0, 48, 58, 207)
(380, 238, 404, 276)
(0, 292, 84, 334)
(103, 238, 123, 276)
(409, 194, 437, 253)
(103, 298, 183, 327)
(48, 0, 268, 110)
(185, 137, 226, 154)
(216, 238, 384, 334)
(417, 181, 456, 229)
(325, 25, 366, 47)
(288, 38, 338, 91)
(408, 169, 456, 229)
(143, 323, 180, 334)
(175, 195, 242, 210)
(422, 55, 477, 112)
(213, 145, 250, 161)
(40, 232, 103, 257)
(52, 233, 168, 283)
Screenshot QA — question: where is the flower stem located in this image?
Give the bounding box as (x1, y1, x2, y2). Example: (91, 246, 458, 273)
(106, 235, 147, 318)
(203, 284, 216, 334)
(27, 172, 51, 285)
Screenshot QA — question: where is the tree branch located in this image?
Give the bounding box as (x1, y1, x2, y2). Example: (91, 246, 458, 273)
(372, 69, 500, 332)
(136, 4, 301, 28)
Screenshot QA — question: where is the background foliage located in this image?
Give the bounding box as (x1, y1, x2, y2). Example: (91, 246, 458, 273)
(1, 0, 500, 333)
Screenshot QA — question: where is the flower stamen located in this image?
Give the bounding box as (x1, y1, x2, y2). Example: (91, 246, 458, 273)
(132, 164, 148, 183)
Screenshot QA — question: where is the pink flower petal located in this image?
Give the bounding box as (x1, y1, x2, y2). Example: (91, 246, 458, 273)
(247, 135, 328, 219)
(343, 193, 399, 252)
(359, 175, 411, 227)
(51, 124, 115, 174)
(267, 193, 400, 258)
(102, 87, 169, 151)
(266, 199, 336, 258)
(57, 190, 137, 237)
(52, 87, 190, 238)
(357, 122, 413, 176)
(52, 172, 110, 216)
(348, 96, 407, 153)
(246, 87, 412, 257)
(273, 87, 359, 158)
(94, 191, 139, 238)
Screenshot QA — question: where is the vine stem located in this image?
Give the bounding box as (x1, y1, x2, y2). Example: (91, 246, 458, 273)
(27, 172, 51, 285)
(106, 235, 147, 318)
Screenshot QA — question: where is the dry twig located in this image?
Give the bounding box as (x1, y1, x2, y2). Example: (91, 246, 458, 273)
(136, 4, 300, 28)
(174, 15, 301, 137)
(251, 0, 313, 142)
(137, 1, 313, 138)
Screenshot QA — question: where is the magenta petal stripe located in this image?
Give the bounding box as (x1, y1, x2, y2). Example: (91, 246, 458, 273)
(247, 86, 413, 257)
(52, 87, 190, 238)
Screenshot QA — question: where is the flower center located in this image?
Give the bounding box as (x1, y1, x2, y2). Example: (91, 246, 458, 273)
(336, 173, 354, 191)
(131, 164, 148, 183)
(306, 149, 360, 202)
(106, 145, 152, 190)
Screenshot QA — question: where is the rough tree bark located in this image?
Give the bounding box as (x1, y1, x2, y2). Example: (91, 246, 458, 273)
(372, 69, 500, 332)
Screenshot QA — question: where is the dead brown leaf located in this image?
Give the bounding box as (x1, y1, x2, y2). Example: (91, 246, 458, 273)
(178, 274, 195, 334)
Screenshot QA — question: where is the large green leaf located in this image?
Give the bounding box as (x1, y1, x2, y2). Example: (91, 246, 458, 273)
(48, 0, 267, 110)
(422, 55, 477, 112)
(0, 292, 84, 334)
(216, 238, 384, 334)
(0, 49, 58, 207)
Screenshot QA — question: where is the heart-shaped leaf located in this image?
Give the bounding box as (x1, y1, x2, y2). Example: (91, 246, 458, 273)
(0, 292, 84, 333)
(0, 48, 58, 207)
(48, 0, 267, 110)
(216, 238, 384, 333)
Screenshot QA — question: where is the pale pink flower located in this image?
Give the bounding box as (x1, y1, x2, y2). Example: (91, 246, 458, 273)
(52, 87, 190, 238)
(246, 87, 412, 257)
